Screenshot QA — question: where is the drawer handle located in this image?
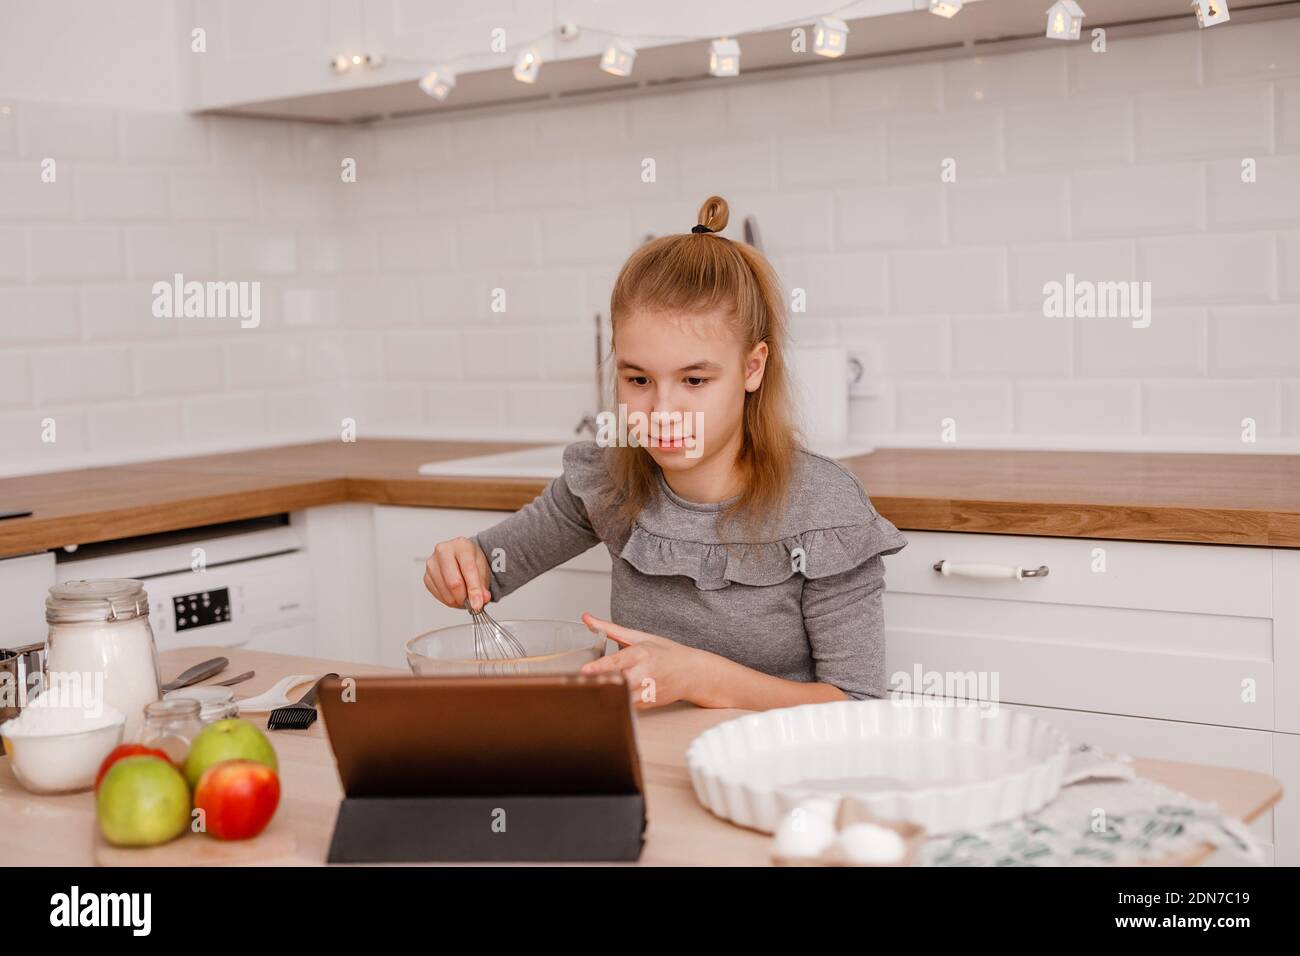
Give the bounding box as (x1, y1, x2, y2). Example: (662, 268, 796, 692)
(932, 560, 1050, 580)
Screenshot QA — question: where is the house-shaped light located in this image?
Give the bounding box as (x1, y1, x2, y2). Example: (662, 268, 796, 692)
(929, 0, 964, 17)
(513, 47, 542, 84)
(1045, 1, 1085, 40)
(601, 38, 636, 77)
(418, 65, 456, 100)
(813, 17, 849, 58)
(1192, 0, 1230, 27)
(709, 38, 740, 77)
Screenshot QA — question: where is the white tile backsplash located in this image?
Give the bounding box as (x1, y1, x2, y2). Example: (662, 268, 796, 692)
(32, 347, 132, 404)
(950, 314, 1072, 378)
(0, 352, 32, 407)
(1, 287, 82, 343)
(890, 248, 1006, 314)
(946, 175, 1070, 245)
(1068, 30, 1201, 95)
(1143, 380, 1281, 438)
(1070, 163, 1205, 238)
(28, 226, 121, 279)
(1138, 233, 1276, 305)
(836, 184, 944, 250)
(1014, 381, 1141, 435)
(73, 166, 171, 221)
(1207, 306, 1300, 376)
(1135, 84, 1273, 161)
(17, 102, 117, 162)
(124, 226, 217, 277)
(0, 227, 24, 279)
(5, 17, 1300, 476)
(0, 166, 75, 219)
(1206, 155, 1300, 228)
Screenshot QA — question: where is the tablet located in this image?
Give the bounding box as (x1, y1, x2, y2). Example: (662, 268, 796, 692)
(317, 673, 644, 798)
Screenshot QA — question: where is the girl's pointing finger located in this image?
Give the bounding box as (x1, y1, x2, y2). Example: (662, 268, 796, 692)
(581, 612, 641, 647)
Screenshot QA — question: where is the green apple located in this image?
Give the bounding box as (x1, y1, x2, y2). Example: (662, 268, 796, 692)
(182, 718, 278, 790)
(97, 756, 191, 847)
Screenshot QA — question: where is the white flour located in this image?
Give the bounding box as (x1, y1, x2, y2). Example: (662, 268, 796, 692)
(44, 618, 160, 741)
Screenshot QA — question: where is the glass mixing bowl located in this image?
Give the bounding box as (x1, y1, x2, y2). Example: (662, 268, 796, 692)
(405, 618, 611, 676)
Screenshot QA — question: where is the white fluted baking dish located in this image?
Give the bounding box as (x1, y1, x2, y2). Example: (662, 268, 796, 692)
(686, 698, 1070, 835)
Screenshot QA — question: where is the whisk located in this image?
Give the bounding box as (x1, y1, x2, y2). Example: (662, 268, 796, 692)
(464, 598, 528, 664)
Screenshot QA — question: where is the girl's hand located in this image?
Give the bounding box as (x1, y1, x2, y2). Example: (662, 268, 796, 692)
(424, 536, 492, 611)
(579, 612, 712, 709)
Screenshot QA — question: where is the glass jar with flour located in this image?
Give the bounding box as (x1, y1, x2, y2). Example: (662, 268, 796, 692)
(44, 579, 161, 742)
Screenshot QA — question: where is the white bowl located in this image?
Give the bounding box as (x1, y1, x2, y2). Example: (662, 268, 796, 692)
(686, 698, 1069, 835)
(1, 712, 127, 794)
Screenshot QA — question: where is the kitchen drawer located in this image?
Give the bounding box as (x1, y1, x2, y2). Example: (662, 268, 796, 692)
(995, 701, 1276, 865)
(884, 592, 1273, 729)
(884, 531, 1271, 618)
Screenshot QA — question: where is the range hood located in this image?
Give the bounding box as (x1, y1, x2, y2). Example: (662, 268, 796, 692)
(200, 0, 1291, 124)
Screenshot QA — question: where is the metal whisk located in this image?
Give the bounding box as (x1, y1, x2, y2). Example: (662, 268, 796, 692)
(463, 599, 528, 665)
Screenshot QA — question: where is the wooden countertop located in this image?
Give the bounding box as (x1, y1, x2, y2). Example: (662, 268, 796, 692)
(2, 439, 1300, 559)
(0, 646, 1281, 867)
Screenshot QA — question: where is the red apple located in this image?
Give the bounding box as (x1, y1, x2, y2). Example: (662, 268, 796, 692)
(193, 759, 280, 840)
(94, 744, 172, 792)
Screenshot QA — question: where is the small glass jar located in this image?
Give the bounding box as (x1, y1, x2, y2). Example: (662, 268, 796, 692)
(140, 698, 203, 763)
(198, 699, 238, 723)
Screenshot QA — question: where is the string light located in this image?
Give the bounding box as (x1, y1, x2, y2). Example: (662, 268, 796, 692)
(709, 37, 741, 76)
(418, 65, 456, 100)
(1045, 1, 1085, 41)
(600, 38, 637, 77)
(1191, 0, 1230, 28)
(382, 1, 988, 102)
(513, 47, 542, 83)
(330, 52, 385, 73)
(813, 17, 849, 57)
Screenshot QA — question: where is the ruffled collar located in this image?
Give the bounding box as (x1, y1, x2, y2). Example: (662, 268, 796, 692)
(561, 440, 907, 591)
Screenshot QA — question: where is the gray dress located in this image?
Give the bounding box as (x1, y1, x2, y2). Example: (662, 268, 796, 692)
(473, 440, 908, 700)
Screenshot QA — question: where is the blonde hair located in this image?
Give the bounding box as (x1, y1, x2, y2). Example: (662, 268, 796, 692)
(605, 195, 800, 544)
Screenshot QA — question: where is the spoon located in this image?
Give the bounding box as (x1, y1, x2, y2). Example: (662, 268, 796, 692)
(213, 670, 254, 688)
(160, 656, 228, 692)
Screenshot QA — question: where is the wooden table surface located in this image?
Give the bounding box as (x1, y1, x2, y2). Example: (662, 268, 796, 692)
(3, 439, 1300, 559)
(0, 646, 1283, 867)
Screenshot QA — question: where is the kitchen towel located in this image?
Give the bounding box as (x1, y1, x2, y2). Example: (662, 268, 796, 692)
(917, 743, 1266, 867)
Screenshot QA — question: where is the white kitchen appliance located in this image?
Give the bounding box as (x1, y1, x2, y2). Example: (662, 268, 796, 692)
(786, 345, 873, 459)
(53, 518, 314, 656)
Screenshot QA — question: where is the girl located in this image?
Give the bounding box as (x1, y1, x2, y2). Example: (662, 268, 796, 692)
(424, 195, 907, 711)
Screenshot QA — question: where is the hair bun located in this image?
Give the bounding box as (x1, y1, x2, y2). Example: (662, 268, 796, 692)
(695, 195, 730, 234)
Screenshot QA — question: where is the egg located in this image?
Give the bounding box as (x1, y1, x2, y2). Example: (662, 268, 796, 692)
(772, 798, 839, 860)
(836, 822, 907, 864)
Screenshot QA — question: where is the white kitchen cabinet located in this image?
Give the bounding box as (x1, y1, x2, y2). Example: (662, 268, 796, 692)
(293, 503, 380, 665)
(881, 529, 1294, 866)
(1274, 732, 1300, 866)
(371, 505, 612, 669)
(1274, 550, 1300, 734)
(0, 551, 56, 649)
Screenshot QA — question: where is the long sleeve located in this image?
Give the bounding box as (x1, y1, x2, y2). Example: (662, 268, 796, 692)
(472, 471, 603, 603)
(800, 553, 890, 701)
